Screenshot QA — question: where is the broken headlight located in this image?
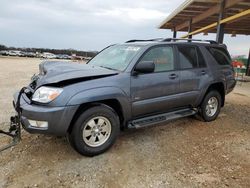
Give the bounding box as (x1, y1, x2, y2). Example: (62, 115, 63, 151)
(32, 86, 63, 103)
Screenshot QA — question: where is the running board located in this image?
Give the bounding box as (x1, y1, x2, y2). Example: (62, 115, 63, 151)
(128, 109, 197, 129)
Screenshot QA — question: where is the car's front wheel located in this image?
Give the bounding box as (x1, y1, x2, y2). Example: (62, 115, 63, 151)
(68, 105, 120, 156)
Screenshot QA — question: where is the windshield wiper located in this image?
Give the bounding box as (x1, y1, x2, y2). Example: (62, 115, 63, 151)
(99, 66, 118, 71)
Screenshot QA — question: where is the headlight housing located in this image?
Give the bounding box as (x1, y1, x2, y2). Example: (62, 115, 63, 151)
(32, 86, 63, 103)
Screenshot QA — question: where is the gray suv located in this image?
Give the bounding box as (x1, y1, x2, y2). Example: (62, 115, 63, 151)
(13, 38, 236, 156)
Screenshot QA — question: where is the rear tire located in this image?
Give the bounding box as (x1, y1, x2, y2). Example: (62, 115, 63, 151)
(68, 105, 120, 156)
(199, 90, 222, 122)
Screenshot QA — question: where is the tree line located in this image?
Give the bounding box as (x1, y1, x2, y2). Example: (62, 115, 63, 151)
(0, 44, 98, 57)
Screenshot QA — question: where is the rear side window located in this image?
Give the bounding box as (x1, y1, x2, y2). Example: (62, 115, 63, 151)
(197, 48, 206, 68)
(207, 47, 231, 65)
(178, 46, 198, 69)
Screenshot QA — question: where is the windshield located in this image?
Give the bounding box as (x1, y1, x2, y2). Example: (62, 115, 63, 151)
(88, 45, 141, 71)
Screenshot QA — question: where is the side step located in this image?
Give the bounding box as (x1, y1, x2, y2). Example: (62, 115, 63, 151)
(128, 109, 197, 129)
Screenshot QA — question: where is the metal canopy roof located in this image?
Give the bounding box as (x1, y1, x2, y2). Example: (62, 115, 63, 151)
(159, 0, 250, 36)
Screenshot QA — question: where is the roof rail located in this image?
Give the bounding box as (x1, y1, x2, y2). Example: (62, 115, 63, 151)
(125, 38, 218, 44)
(162, 38, 218, 44)
(126, 38, 163, 43)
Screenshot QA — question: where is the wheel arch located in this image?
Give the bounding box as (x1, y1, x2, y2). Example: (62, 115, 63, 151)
(67, 99, 126, 134)
(203, 82, 225, 107)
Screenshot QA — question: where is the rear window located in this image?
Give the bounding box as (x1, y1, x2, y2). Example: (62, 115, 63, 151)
(197, 48, 206, 68)
(207, 47, 231, 65)
(178, 46, 198, 69)
(177, 46, 206, 69)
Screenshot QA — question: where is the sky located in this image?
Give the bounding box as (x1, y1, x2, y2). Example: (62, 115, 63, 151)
(0, 0, 249, 56)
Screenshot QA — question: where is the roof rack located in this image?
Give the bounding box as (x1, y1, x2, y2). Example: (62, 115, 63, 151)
(125, 38, 218, 44)
(162, 38, 218, 44)
(126, 38, 163, 43)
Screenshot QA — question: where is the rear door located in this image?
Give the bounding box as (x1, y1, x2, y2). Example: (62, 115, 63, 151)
(131, 45, 180, 118)
(176, 45, 208, 107)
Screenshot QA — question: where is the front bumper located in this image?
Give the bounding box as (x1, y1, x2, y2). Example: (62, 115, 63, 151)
(13, 92, 79, 136)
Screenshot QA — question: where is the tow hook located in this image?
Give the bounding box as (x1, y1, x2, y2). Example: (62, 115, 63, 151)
(0, 116, 21, 152)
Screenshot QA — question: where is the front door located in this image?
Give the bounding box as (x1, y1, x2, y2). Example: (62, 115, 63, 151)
(131, 45, 180, 118)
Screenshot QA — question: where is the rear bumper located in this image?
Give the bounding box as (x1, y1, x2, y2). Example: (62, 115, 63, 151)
(226, 79, 236, 94)
(14, 92, 79, 136)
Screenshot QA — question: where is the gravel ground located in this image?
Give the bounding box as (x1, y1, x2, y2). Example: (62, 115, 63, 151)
(0, 56, 249, 188)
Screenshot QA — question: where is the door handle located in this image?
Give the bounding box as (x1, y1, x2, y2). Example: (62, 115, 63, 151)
(201, 70, 206, 75)
(169, 74, 178, 79)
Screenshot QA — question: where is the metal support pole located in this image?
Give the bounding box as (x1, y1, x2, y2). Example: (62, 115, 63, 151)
(216, 0, 226, 43)
(173, 28, 177, 38)
(188, 18, 192, 40)
(246, 48, 250, 76)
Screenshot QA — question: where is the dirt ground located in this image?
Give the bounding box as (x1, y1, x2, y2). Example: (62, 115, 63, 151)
(0, 56, 249, 188)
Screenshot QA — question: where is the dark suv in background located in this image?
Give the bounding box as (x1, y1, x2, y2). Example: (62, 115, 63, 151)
(13, 38, 236, 156)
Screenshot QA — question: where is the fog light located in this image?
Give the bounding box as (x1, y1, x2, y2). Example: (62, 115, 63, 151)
(28, 120, 48, 129)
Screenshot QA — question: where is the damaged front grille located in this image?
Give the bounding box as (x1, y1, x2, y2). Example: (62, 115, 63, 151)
(25, 73, 42, 100)
(29, 74, 40, 90)
(24, 88, 33, 100)
(29, 80, 37, 90)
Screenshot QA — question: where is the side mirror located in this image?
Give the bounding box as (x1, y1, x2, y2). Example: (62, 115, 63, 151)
(134, 61, 155, 74)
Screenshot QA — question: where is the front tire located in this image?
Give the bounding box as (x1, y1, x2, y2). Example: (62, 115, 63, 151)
(199, 90, 222, 122)
(68, 105, 120, 156)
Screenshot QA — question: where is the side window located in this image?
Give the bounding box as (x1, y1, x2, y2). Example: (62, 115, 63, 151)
(208, 47, 231, 65)
(140, 46, 174, 72)
(178, 46, 198, 69)
(197, 48, 207, 67)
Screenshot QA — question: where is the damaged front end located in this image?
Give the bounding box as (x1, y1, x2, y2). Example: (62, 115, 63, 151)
(0, 87, 26, 152)
(0, 61, 119, 152)
(0, 116, 21, 152)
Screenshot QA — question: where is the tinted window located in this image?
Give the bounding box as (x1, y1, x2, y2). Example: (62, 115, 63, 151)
(178, 46, 198, 69)
(208, 47, 231, 65)
(140, 46, 174, 72)
(197, 48, 206, 67)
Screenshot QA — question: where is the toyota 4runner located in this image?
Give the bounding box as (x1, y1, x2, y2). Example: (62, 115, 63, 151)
(11, 38, 236, 156)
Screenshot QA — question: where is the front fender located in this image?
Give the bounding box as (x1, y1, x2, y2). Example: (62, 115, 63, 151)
(66, 87, 131, 121)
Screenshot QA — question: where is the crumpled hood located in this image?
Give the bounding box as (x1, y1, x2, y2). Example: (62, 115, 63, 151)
(35, 61, 118, 87)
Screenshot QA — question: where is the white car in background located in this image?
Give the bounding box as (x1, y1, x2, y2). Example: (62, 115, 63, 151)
(0, 50, 9, 56)
(41, 52, 57, 59)
(8, 50, 22, 56)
